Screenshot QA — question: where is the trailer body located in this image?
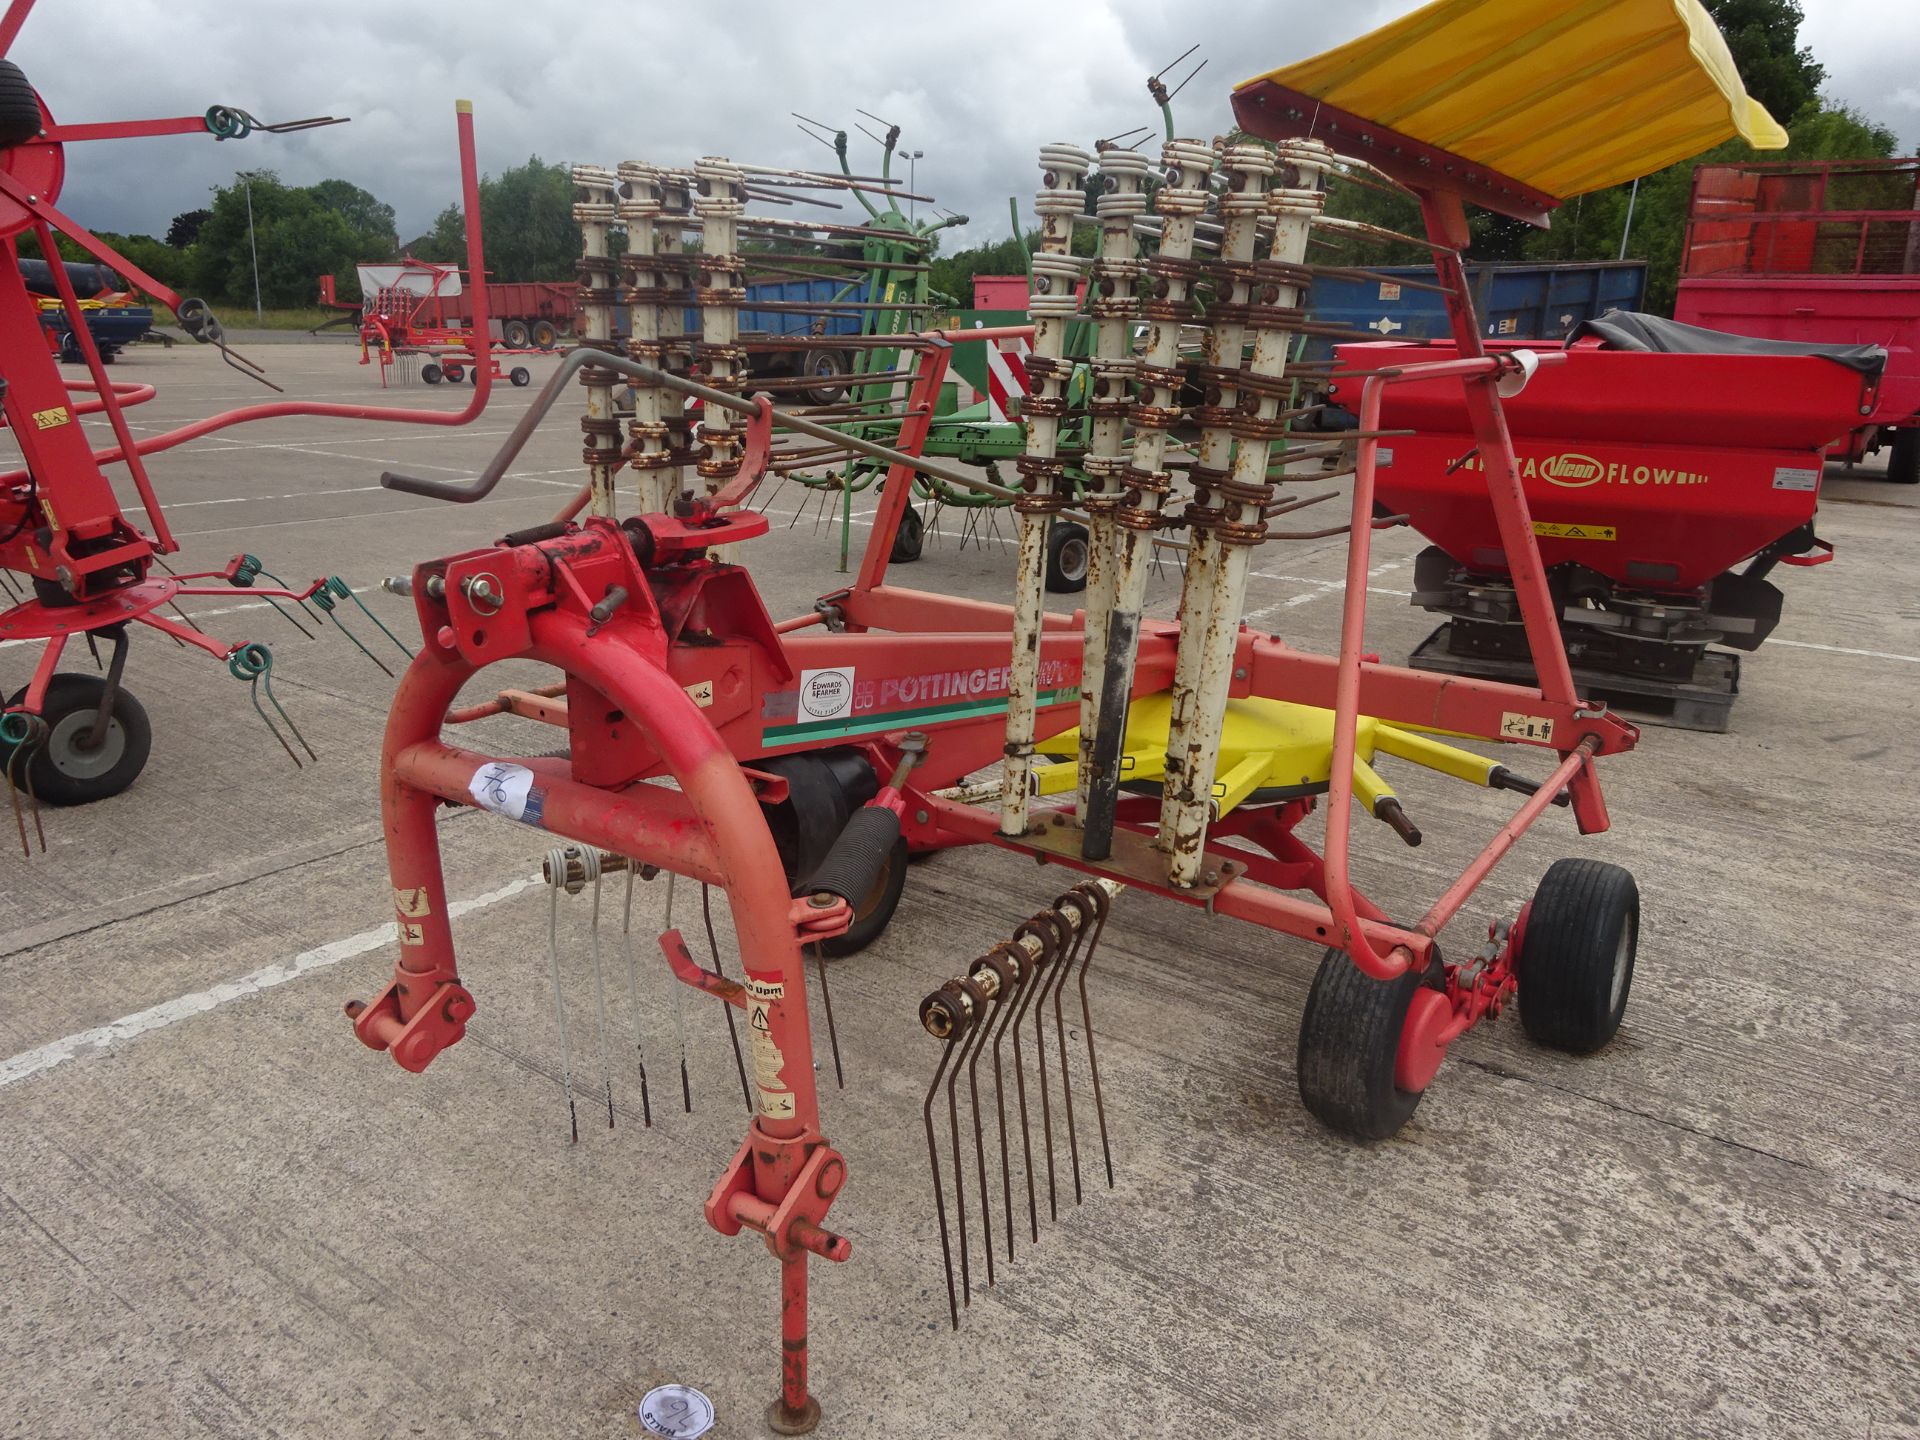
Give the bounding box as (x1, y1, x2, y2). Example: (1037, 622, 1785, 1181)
(1674, 157, 1920, 477)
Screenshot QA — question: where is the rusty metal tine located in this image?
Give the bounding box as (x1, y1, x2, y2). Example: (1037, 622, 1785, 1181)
(965, 990, 998, 1288)
(587, 868, 616, 1129)
(7, 755, 26, 859)
(545, 874, 581, 1145)
(947, 1016, 988, 1307)
(922, 1035, 962, 1329)
(1032, 938, 1061, 1225)
(21, 747, 42, 854)
(1007, 939, 1048, 1245)
(663, 873, 694, 1114)
(619, 867, 652, 1128)
(1075, 884, 1117, 1188)
(986, 958, 1023, 1260)
(812, 942, 844, 1088)
(1049, 898, 1090, 1205)
(701, 885, 755, 1111)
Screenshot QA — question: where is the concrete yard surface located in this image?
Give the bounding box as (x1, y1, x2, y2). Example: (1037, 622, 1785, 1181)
(2, 343, 1917, 1439)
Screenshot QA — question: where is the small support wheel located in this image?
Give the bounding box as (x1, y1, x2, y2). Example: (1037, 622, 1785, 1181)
(1296, 946, 1445, 1140)
(509, 366, 531, 388)
(1515, 858, 1639, 1053)
(501, 318, 531, 350)
(467, 366, 479, 385)
(531, 319, 559, 350)
(3, 673, 152, 806)
(890, 504, 925, 563)
(441, 363, 465, 383)
(1046, 519, 1089, 594)
(420, 362, 443, 384)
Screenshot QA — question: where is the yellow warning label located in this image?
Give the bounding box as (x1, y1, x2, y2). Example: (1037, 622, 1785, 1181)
(32, 406, 71, 431)
(684, 679, 714, 709)
(398, 920, 425, 947)
(393, 886, 432, 918)
(744, 975, 795, 1118)
(1533, 521, 1617, 541)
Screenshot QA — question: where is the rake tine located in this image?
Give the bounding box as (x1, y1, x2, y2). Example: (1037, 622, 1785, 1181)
(545, 860, 582, 1145)
(588, 867, 617, 1130)
(812, 941, 844, 1089)
(7, 749, 31, 859)
(1006, 917, 1060, 1244)
(84, 633, 102, 669)
(1049, 893, 1091, 1205)
(922, 1034, 962, 1330)
(665, 874, 694, 1113)
(335, 577, 415, 659)
(1030, 929, 1062, 1225)
(21, 745, 44, 854)
(985, 948, 1025, 1261)
(620, 867, 653, 1127)
(1074, 882, 1117, 1188)
(264, 595, 316, 639)
(702, 884, 755, 1111)
(968, 954, 1017, 1290)
(946, 1012, 985, 1307)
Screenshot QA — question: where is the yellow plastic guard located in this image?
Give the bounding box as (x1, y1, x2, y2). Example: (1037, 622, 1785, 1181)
(1237, 0, 1787, 200)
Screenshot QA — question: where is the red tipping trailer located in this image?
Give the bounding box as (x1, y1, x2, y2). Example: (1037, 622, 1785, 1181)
(1334, 320, 1883, 728)
(1674, 157, 1920, 481)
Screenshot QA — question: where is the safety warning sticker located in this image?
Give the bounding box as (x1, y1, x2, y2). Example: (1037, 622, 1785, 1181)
(1499, 712, 1554, 742)
(744, 975, 795, 1119)
(1532, 521, 1617, 541)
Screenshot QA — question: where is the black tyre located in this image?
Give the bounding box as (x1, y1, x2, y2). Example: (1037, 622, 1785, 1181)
(818, 836, 909, 958)
(501, 318, 531, 350)
(1296, 946, 1443, 1140)
(467, 366, 479, 385)
(1888, 428, 1919, 486)
(420, 362, 443, 384)
(802, 349, 849, 406)
(890, 505, 925, 563)
(0, 59, 41, 149)
(509, 366, 530, 388)
(442, 363, 465, 383)
(3, 673, 152, 806)
(531, 319, 559, 350)
(1516, 858, 1639, 1053)
(59, 332, 82, 364)
(1046, 520, 1090, 594)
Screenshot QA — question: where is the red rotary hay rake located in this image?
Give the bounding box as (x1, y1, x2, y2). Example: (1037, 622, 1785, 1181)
(341, 2, 1785, 1431)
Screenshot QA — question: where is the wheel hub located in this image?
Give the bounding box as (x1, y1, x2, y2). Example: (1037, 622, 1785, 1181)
(47, 709, 125, 780)
(1394, 987, 1453, 1093)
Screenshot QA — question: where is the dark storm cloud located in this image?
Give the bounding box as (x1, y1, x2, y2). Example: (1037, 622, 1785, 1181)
(10, 0, 1911, 252)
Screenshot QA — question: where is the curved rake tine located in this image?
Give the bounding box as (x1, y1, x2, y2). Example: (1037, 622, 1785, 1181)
(619, 867, 653, 1127)
(1027, 919, 1066, 1225)
(986, 953, 1026, 1260)
(1074, 883, 1117, 1188)
(263, 595, 316, 639)
(946, 1014, 989, 1309)
(317, 595, 396, 678)
(701, 884, 754, 1111)
(334, 578, 415, 659)
(545, 866, 582, 1144)
(812, 941, 844, 1089)
(1047, 893, 1092, 1206)
(8, 740, 46, 857)
(965, 975, 1007, 1289)
(588, 868, 616, 1130)
(922, 1034, 962, 1330)
(663, 874, 694, 1113)
(1006, 917, 1059, 1245)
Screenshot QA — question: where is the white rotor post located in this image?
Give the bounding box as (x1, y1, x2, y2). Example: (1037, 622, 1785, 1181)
(1157, 142, 1265, 872)
(1161, 143, 1326, 886)
(1074, 147, 1147, 817)
(999, 141, 1091, 839)
(618, 163, 678, 515)
(1077, 138, 1216, 861)
(656, 173, 693, 505)
(571, 165, 621, 516)
(694, 157, 748, 496)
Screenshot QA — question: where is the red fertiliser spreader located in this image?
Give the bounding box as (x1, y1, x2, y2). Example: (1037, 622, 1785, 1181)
(1334, 313, 1882, 729)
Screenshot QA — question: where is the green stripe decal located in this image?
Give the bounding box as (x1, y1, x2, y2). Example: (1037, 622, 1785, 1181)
(764, 687, 1080, 744)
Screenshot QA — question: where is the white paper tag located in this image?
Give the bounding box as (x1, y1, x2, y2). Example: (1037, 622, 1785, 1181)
(639, 1384, 715, 1438)
(468, 761, 543, 824)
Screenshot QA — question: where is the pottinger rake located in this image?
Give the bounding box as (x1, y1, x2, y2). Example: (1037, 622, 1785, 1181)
(341, 2, 1784, 1427)
(0, 0, 509, 844)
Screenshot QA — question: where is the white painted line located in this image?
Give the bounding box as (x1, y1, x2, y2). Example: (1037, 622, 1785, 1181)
(1769, 638, 1920, 664)
(0, 874, 540, 1090)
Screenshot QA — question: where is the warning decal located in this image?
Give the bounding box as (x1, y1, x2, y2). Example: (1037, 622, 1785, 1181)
(744, 974, 796, 1119)
(1499, 712, 1555, 742)
(1532, 521, 1617, 541)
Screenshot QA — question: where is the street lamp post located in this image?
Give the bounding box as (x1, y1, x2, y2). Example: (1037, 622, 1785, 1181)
(240, 172, 263, 323)
(909, 149, 924, 222)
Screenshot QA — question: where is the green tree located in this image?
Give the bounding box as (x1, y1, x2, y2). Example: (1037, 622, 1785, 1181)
(418, 158, 584, 281)
(307, 178, 397, 256)
(165, 209, 209, 248)
(1703, 0, 1825, 124)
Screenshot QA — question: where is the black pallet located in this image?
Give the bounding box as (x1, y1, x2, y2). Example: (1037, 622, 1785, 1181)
(1408, 625, 1740, 734)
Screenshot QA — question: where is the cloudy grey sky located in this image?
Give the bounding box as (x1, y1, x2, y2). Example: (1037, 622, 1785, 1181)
(12, 0, 1916, 253)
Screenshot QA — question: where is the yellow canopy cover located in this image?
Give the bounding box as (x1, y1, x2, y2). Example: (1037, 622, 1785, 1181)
(1237, 0, 1787, 201)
